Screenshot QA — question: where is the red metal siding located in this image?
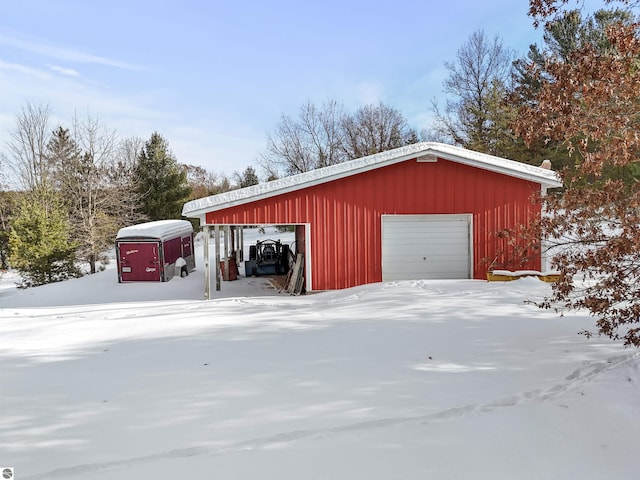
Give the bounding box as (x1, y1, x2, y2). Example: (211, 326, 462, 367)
(163, 236, 183, 265)
(205, 158, 542, 290)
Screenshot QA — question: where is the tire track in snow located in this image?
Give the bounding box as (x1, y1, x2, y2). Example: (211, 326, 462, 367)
(23, 352, 639, 479)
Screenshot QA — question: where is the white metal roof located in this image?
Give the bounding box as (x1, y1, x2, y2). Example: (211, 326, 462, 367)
(182, 142, 563, 219)
(116, 220, 193, 241)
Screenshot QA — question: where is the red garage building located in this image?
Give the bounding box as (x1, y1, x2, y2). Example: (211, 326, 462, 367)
(182, 142, 562, 293)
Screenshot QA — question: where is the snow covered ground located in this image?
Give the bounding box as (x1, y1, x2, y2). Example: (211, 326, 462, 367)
(1, 228, 639, 479)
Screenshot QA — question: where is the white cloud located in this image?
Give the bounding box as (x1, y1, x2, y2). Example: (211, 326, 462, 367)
(0, 59, 260, 178)
(0, 30, 263, 177)
(0, 59, 50, 79)
(0, 32, 144, 71)
(48, 64, 81, 77)
(0, 60, 159, 148)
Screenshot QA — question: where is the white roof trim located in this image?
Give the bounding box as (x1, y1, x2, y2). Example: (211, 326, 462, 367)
(182, 142, 563, 218)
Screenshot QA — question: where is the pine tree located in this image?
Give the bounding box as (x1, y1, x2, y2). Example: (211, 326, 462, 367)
(134, 132, 192, 220)
(9, 187, 81, 287)
(512, 7, 636, 170)
(47, 127, 82, 191)
(237, 166, 259, 188)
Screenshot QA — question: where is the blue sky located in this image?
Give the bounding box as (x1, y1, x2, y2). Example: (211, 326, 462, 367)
(0, 0, 549, 178)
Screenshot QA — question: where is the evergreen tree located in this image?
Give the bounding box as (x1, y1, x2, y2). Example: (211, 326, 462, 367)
(47, 127, 82, 191)
(9, 187, 81, 287)
(236, 166, 259, 188)
(403, 128, 420, 145)
(511, 7, 636, 170)
(134, 133, 192, 220)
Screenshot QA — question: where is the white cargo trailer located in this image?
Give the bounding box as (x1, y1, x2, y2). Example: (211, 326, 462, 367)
(116, 220, 195, 282)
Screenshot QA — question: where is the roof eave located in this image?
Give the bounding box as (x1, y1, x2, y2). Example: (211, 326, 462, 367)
(429, 149, 563, 189)
(182, 142, 564, 218)
(183, 149, 427, 218)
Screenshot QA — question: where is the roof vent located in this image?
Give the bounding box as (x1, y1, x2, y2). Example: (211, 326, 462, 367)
(540, 159, 552, 170)
(417, 154, 438, 163)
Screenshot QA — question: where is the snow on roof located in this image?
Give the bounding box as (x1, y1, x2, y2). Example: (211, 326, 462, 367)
(182, 142, 563, 218)
(116, 220, 193, 241)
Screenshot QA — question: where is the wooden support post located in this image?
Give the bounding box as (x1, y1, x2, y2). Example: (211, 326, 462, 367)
(214, 225, 221, 291)
(203, 225, 210, 300)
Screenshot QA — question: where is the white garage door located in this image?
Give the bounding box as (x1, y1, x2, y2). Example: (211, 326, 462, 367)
(382, 214, 472, 281)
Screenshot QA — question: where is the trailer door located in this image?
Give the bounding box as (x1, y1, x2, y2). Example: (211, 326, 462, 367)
(118, 241, 161, 282)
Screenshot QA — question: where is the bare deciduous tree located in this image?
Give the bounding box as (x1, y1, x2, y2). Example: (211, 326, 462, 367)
(67, 114, 121, 273)
(184, 164, 232, 198)
(341, 102, 412, 159)
(261, 99, 347, 175)
(4, 102, 53, 190)
(432, 30, 517, 157)
(45, 114, 120, 273)
(261, 99, 416, 177)
(47, 115, 145, 274)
